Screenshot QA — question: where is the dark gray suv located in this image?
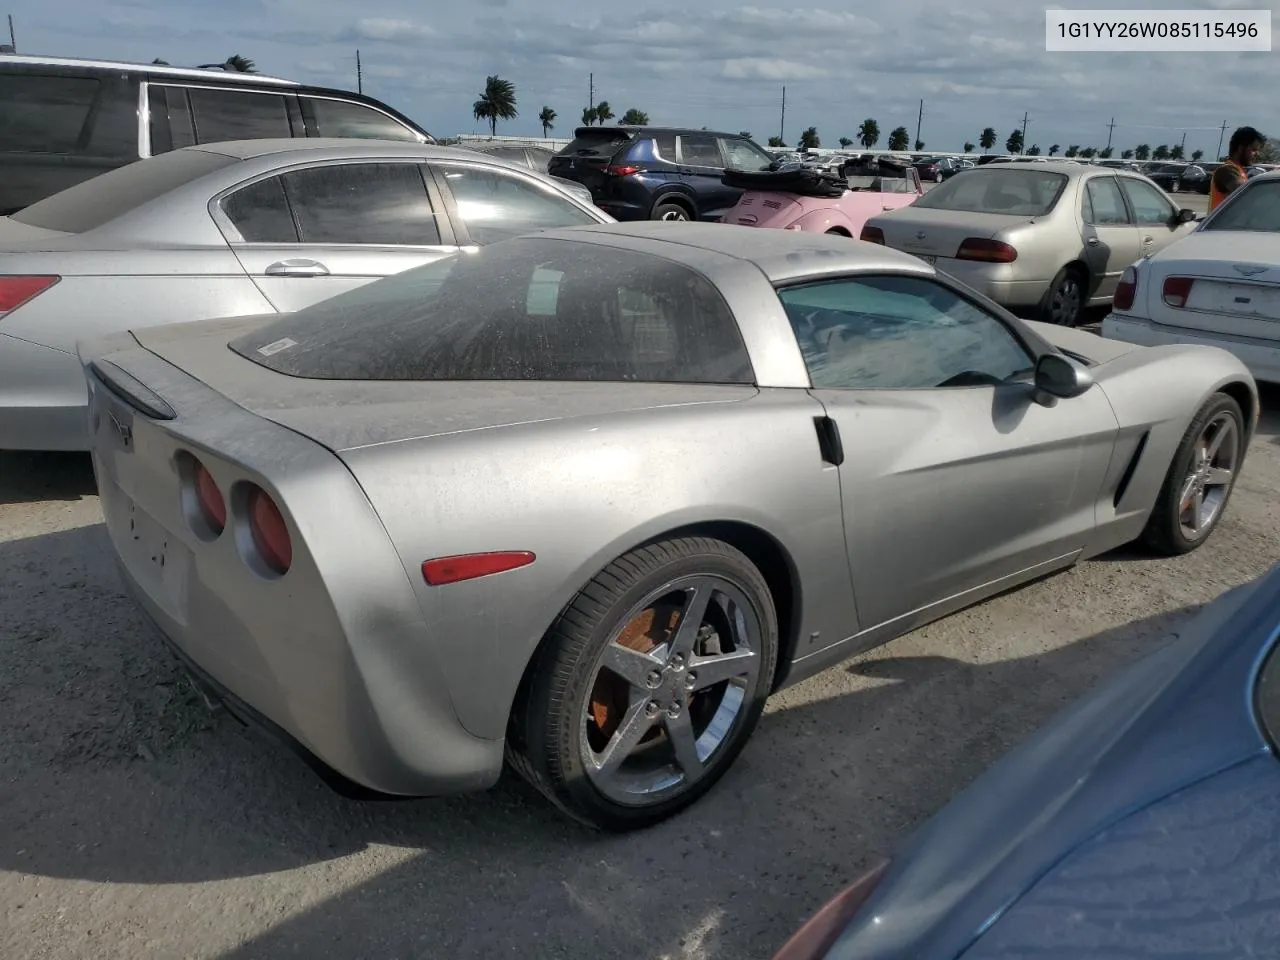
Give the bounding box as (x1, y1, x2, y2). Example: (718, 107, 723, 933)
(0, 54, 433, 215)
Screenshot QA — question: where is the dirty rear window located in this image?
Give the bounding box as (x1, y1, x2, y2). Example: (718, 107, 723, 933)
(229, 236, 755, 384)
(912, 169, 1068, 217)
(557, 129, 633, 159)
(11, 148, 237, 233)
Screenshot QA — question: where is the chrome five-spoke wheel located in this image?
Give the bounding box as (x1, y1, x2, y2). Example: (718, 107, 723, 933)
(581, 575, 762, 806)
(508, 536, 778, 831)
(1142, 391, 1246, 555)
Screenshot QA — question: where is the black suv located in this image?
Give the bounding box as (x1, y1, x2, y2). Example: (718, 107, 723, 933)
(547, 126, 775, 222)
(0, 55, 433, 215)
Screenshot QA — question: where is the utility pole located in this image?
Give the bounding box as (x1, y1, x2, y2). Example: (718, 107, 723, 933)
(1020, 111, 1029, 153)
(1179, 130, 1187, 157)
(1105, 117, 1116, 151)
(915, 98, 923, 149)
(355, 49, 362, 94)
(588, 73, 593, 111)
(7, 14, 15, 51)
(779, 85, 786, 145)
(1216, 119, 1228, 159)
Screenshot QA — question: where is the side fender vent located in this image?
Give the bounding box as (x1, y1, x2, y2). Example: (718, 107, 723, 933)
(1113, 430, 1149, 508)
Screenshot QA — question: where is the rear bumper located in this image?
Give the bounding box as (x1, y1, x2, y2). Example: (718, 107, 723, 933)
(1103, 313, 1280, 384)
(0, 333, 90, 451)
(929, 262, 1049, 309)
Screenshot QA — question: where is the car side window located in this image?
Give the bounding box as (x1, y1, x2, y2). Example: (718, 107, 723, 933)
(0, 73, 100, 153)
(677, 134, 724, 168)
(652, 133, 677, 162)
(301, 96, 420, 142)
(432, 162, 599, 244)
(1084, 177, 1130, 225)
(778, 275, 1035, 390)
(719, 137, 772, 171)
(220, 176, 299, 243)
(186, 88, 293, 142)
(1119, 177, 1176, 225)
(147, 86, 196, 155)
(279, 162, 442, 245)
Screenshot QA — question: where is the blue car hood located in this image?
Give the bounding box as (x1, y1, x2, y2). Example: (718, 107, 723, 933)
(826, 567, 1280, 960)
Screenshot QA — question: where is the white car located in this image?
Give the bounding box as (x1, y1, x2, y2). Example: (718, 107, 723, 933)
(1103, 169, 1280, 384)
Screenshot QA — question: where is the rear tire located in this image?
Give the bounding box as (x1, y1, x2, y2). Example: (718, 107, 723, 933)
(1140, 392, 1245, 556)
(507, 537, 778, 831)
(1036, 266, 1086, 326)
(652, 201, 692, 222)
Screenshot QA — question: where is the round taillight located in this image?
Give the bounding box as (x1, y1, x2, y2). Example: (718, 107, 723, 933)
(248, 486, 292, 575)
(193, 460, 226, 535)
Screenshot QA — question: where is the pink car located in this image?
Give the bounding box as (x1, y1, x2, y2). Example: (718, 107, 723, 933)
(720, 159, 923, 237)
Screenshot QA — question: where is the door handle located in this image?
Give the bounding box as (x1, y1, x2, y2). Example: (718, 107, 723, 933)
(1142, 235, 1154, 243)
(813, 416, 844, 466)
(265, 258, 330, 277)
(1086, 237, 1100, 246)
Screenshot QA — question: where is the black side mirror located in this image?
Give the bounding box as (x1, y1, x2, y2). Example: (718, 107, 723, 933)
(1177, 207, 1197, 223)
(1032, 353, 1094, 406)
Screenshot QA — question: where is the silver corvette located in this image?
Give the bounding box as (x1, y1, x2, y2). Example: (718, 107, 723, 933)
(82, 223, 1258, 830)
(0, 138, 610, 451)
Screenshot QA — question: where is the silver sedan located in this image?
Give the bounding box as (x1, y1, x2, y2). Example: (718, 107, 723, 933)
(82, 222, 1255, 831)
(0, 139, 612, 451)
(862, 161, 1200, 326)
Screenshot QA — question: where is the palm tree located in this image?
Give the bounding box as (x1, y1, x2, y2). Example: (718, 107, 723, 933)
(1121, 149, 1135, 159)
(473, 75, 517, 136)
(979, 127, 997, 153)
(1027, 143, 1041, 156)
(1134, 143, 1151, 160)
(581, 106, 597, 126)
(152, 58, 170, 65)
(594, 101, 614, 125)
(1005, 130, 1024, 154)
(1065, 145, 1080, 157)
(1153, 144, 1170, 160)
(767, 136, 785, 147)
(1049, 143, 1060, 156)
(739, 131, 752, 140)
(1098, 146, 1113, 158)
(857, 118, 879, 148)
(963, 141, 975, 153)
(887, 126, 910, 151)
(798, 126, 820, 149)
(838, 136, 853, 148)
(914, 140, 924, 151)
(199, 54, 256, 72)
(1080, 146, 1098, 158)
(538, 106, 556, 138)
(620, 108, 649, 125)
(1191, 149, 1204, 161)
(1169, 143, 1185, 160)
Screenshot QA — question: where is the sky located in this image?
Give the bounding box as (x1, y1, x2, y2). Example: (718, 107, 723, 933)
(7, 0, 1277, 158)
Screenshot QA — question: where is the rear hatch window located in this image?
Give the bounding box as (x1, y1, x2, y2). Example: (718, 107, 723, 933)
(554, 129, 634, 161)
(11, 148, 237, 233)
(229, 235, 755, 385)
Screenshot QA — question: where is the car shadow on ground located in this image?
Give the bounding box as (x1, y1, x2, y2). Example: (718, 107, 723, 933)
(0, 513, 1207, 959)
(0, 450, 96, 505)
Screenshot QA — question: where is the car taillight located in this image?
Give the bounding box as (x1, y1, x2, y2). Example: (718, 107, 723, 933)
(422, 551, 536, 586)
(0, 275, 60, 319)
(860, 225, 885, 244)
(955, 238, 1018, 262)
(1163, 275, 1195, 307)
(771, 859, 891, 960)
(1114, 265, 1138, 311)
(247, 485, 291, 575)
(605, 165, 641, 177)
(193, 460, 226, 536)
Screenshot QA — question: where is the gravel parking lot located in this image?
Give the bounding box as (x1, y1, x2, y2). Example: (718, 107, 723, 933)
(4, 365, 1277, 956)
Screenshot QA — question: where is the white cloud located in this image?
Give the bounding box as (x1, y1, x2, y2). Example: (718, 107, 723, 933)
(352, 17, 434, 41)
(722, 58, 828, 80)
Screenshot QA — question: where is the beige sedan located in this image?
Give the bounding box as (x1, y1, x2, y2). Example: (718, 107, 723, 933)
(861, 161, 1200, 326)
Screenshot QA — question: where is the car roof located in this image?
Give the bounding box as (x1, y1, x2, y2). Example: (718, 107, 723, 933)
(971, 160, 1126, 177)
(0, 53, 299, 86)
(571, 125, 750, 139)
(186, 139, 485, 161)
(530, 221, 934, 284)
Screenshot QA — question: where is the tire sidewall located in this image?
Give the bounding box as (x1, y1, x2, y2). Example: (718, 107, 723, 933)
(1039, 267, 1085, 326)
(542, 544, 778, 829)
(652, 200, 691, 222)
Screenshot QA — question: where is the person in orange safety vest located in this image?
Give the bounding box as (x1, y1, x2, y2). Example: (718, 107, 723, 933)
(1209, 126, 1266, 212)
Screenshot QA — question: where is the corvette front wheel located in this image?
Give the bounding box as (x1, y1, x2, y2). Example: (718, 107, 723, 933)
(1141, 392, 1245, 555)
(507, 537, 778, 831)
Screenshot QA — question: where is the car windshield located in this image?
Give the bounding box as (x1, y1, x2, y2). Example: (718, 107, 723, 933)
(229, 236, 755, 384)
(1203, 179, 1280, 232)
(11, 148, 237, 233)
(909, 169, 1067, 216)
